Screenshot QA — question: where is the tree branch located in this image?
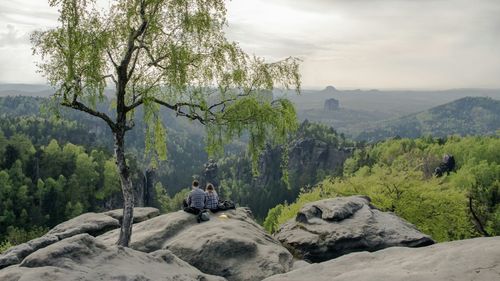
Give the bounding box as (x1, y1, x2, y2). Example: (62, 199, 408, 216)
(107, 49, 118, 69)
(468, 195, 490, 237)
(152, 98, 212, 125)
(61, 99, 117, 131)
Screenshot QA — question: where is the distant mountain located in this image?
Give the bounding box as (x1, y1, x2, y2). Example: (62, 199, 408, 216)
(356, 97, 500, 142)
(0, 84, 53, 97)
(284, 86, 500, 116)
(0, 83, 51, 92)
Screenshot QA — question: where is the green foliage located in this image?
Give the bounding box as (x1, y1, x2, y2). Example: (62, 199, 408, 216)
(0, 131, 133, 241)
(4, 226, 49, 246)
(266, 135, 499, 241)
(0, 95, 208, 195)
(0, 241, 12, 254)
(155, 183, 190, 213)
(263, 204, 284, 233)
(96, 160, 121, 200)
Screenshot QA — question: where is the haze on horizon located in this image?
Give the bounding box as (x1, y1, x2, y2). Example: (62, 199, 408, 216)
(0, 0, 499, 90)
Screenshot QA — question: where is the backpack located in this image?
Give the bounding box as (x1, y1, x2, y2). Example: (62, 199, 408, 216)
(217, 200, 236, 211)
(197, 210, 210, 223)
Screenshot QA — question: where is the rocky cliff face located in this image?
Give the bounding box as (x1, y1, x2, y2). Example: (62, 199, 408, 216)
(248, 138, 352, 217)
(256, 138, 352, 188)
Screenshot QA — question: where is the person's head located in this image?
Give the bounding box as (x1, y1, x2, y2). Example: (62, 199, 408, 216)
(192, 180, 200, 189)
(206, 183, 215, 193)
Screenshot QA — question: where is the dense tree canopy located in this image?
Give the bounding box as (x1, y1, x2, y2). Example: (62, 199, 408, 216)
(0, 134, 126, 244)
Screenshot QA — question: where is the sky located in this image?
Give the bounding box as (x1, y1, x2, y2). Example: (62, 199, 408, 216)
(0, 0, 499, 89)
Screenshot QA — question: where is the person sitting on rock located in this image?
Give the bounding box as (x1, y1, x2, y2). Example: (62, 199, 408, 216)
(205, 183, 219, 212)
(183, 180, 206, 215)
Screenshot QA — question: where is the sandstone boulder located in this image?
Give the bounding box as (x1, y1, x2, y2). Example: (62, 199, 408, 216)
(263, 237, 500, 281)
(275, 196, 434, 262)
(103, 207, 160, 223)
(98, 208, 293, 281)
(0, 234, 226, 281)
(46, 212, 120, 240)
(0, 235, 58, 270)
(0, 208, 158, 270)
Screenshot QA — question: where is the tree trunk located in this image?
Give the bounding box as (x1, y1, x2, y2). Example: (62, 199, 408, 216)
(114, 130, 134, 247)
(468, 196, 490, 237)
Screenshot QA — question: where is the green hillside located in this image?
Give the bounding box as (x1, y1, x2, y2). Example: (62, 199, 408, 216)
(356, 97, 500, 141)
(264, 136, 500, 241)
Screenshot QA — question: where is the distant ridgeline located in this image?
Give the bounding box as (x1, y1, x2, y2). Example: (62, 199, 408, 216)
(355, 97, 500, 142)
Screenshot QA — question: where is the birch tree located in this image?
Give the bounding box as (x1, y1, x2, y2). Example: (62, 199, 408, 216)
(32, 0, 300, 246)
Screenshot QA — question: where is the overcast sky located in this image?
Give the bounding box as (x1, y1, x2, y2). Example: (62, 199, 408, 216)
(0, 0, 499, 89)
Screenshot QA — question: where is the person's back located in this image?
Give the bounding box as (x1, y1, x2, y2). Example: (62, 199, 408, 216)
(188, 187, 207, 210)
(205, 183, 219, 211)
(183, 180, 206, 214)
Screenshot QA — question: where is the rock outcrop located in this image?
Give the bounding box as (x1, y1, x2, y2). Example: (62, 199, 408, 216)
(103, 207, 160, 223)
(1, 207, 292, 281)
(324, 98, 340, 111)
(0, 234, 226, 281)
(0, 207, 156, 270)
(0, 235, 58, 270)
(46, 212, 120, 240)
(275, 196, 434, 262)
(200, 159, 219, 189)
(263, 237, 500, 281)
(98, 208, 293, 281)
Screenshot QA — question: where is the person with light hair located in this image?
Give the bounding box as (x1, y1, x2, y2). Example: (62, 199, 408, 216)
(205, 183, 219, 212)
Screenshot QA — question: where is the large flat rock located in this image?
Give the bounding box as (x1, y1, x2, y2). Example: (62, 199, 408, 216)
(0, 235, 58, 270)
(98, 208, 293, 281)
(46, 212, 120, 240)
(275, 196, 434, 262)
(0, 208, 158, 270)
(0, 212, 119, 270)
(262, 237, 500, 281)
(103, 207, 160, 223)
(0, 234, 226, 281)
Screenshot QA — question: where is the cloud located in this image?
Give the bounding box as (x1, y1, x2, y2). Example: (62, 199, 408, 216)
(0, 1, 57, 27)
(0, 0, 499, 88)
(225, 0, 500, 88)
(0, 24, 29, 47)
